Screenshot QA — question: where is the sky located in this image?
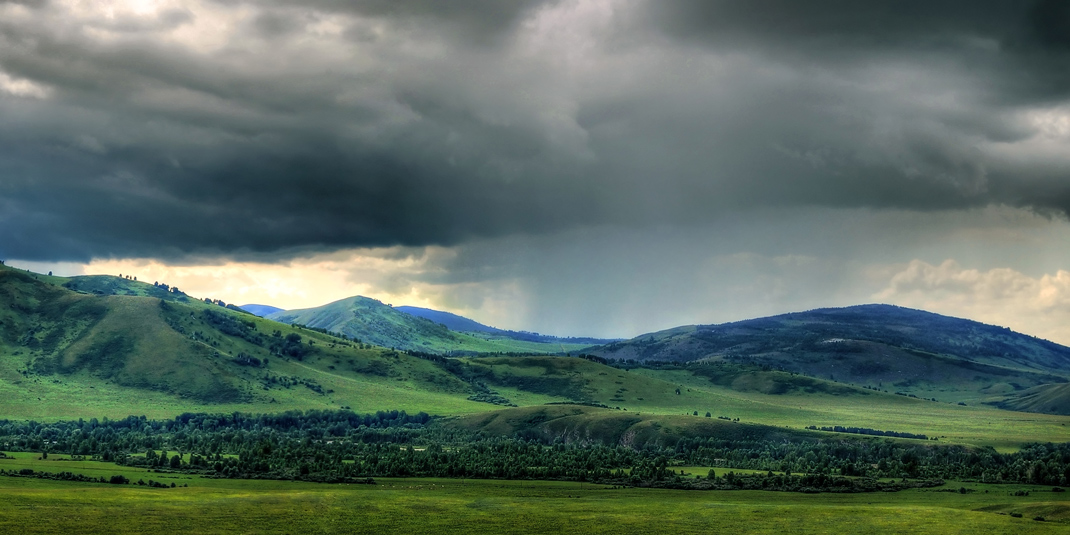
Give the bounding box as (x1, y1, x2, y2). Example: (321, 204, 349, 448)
(3, 0, 1070, 342)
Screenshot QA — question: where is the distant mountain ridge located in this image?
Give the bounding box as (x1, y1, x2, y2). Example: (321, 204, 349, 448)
(240, 304, 284, 317)
(266, 296, 597, 355)
(589, 304, 1070, 402)
(394, 305, 616, 345)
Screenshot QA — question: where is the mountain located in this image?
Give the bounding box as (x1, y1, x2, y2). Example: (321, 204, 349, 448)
(240, 304, 285, 317)
(4, 264, 1069, 438)
(0, 263, 497, 417)
(395, 305, 616, 345)
(267, 297, 598, 355)
(394, 306, 499, 333)
(589, 304, 1070, 402)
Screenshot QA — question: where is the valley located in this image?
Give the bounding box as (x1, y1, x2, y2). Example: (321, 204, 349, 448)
(1, 263, 1068, 532)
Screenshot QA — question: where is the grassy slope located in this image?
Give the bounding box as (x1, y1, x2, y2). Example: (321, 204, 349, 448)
(590, 305, 1070, 405)
(995, 383, 1070, 415)
(0, 264, 509, 418)
(268, 296, 593, 355)
(448, 404, 822, 449)
(395, 304, 614, 345)
(458, 357, 1070, 449)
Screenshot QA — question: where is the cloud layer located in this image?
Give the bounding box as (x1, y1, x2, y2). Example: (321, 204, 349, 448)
(5, 1, 1070, 342)
(2, 0, 1070, 262)
(876, 259, 1070, 343)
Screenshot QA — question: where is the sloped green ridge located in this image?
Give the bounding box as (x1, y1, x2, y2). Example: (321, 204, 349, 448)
(268, 296, 593, 355)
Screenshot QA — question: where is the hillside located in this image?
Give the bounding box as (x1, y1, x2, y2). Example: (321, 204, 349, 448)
(0, 264, 505, 416)
(994, 383, 1070, 415)
(447, 404, 820, 448)
(1, 266, 1067, 448)
(395, 305, 615, 345)
(589, 304, 1070, 402)
(268, 297, 595, 355)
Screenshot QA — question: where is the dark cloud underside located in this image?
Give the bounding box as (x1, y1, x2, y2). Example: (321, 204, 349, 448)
(1, 0, 1069, 261)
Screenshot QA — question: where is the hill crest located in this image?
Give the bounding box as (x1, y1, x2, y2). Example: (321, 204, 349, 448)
(589, 303, 1070, 402)
(394, 305, 616, 345)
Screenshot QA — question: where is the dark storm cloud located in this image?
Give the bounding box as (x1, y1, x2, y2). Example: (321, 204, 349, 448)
(646, 0, 1070, 100)
(295, 0, 555, 43)
(2, 0, 1070, 262)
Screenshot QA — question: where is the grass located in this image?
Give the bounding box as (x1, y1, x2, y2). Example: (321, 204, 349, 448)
(0, 464, 1066, 534)
(631, 367, 1070, 451)
(460, 357, 1070, 450)
(996, 383, 1070, 415)
(267, 295, 592, 355)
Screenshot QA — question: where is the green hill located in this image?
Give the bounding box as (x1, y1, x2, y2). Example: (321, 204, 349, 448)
(447, 404, 820, 448)
(994, 383, 1070, 415)
(394, 305, 616, 345)
(0, 265, 1067, 449)
(0, 264, 501, 417)
(589, 304, 1070, 404)
(267, 296, 594, 355)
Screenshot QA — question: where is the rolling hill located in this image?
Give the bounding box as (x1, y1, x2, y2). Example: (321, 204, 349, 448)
(447, 404, 821, 448)
(1, 264, 1067, 448)
(994, 383, 1070, 415)
(267, 297, 596, 355)
(589, 304, 1070, 402)
(0, 263, 504, 417)
(395, 305, 615, 345)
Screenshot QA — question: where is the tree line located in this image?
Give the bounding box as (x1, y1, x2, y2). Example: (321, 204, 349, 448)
(0, 410, 1067, 490)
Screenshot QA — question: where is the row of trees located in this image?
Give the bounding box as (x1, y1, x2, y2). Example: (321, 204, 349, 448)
(0, 410, 1067, 488)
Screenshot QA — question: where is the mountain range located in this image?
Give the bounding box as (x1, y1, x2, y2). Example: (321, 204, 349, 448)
(264, 296, 604, 355)
(1, 263, 1068, 431)
(592, 304, 1070, 408)
(240, 304, 284, 317)
(394, 305, 614, 345)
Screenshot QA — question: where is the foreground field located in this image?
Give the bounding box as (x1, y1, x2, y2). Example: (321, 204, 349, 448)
(0, 472, 1066, 534)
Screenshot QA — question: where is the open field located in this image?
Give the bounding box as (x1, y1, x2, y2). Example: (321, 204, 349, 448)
(3, 350, 1067, 450)
(0, 465, 1066, 534)
(631, 368, 1070, 451)
(459, 357, 1070, 450)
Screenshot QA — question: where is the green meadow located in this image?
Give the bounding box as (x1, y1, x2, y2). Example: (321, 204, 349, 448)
(455, 357, 1070, 450)
(0, 464, 1066, 534)
(3, 348, 1068, 450)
